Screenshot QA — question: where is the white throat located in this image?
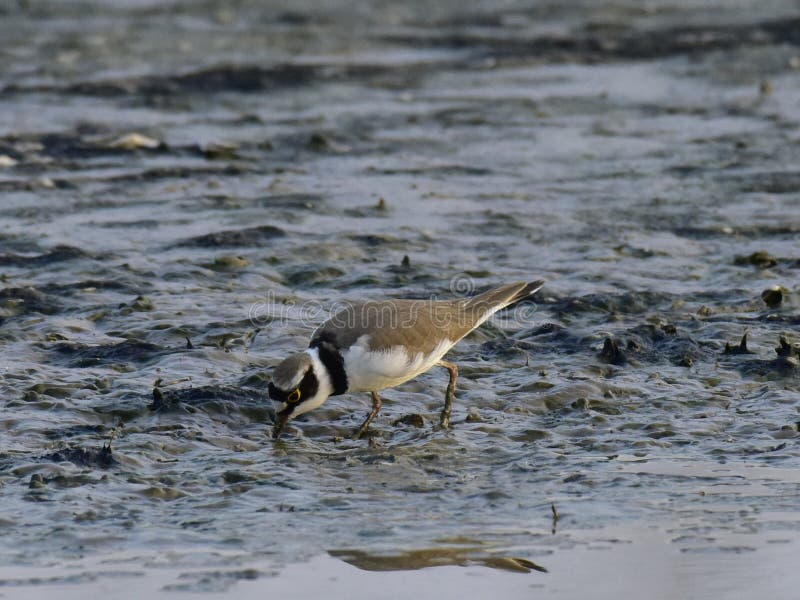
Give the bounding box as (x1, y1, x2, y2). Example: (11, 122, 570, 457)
(290, 347, 334, 418)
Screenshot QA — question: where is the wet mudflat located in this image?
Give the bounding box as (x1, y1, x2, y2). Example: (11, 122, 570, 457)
(1, 0, 799, 597)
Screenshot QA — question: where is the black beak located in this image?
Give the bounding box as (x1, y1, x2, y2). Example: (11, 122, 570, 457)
(272, 407, 292, 439)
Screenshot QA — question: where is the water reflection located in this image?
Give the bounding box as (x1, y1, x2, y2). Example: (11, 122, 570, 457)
(329, 546, 547, 573)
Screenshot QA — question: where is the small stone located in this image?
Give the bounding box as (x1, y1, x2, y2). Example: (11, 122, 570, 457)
(465, 408, 483, 423)
(393, 414, 425, 428)
(759, 80, 773, 97)
(308, 133, 331, 151)
(202, 142, 238, 160)
(308, 132, 349, 153)
(131, 296, 154, 311)
(0, 155, 18, 168)
(571, 397, 590, 410)
(214, 9, 234, 24)
(223, 470, 249, 484)
(208, 255, 248, 270)
(775, 336, 800, 359)
(761, 286, 785, 308)
(108, 133, 162, 150)
(29, 474, 45, 489)
(774, 425, 798, 439)
(599, 338, 626, 366)
(734, 251, 777, 268)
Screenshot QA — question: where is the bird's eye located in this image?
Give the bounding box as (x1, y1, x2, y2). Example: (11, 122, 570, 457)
(288, 388, 301, 404)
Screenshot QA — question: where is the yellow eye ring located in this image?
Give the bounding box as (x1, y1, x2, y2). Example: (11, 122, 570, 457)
(288, 388, 301, 403)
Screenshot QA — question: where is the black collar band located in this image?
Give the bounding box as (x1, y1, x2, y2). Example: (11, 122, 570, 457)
(310, 335, 348, 396)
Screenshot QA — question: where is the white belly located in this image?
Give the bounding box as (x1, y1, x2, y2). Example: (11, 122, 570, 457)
(343, 336, 454, 392)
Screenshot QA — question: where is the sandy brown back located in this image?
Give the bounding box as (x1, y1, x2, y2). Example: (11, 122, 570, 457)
(311, 281, 543, 355)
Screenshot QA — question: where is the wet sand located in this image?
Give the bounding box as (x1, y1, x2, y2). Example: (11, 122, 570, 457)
(1, 0, 799, 597)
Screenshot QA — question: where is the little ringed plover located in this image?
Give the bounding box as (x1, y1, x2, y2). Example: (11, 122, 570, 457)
(269, 280, 544, 439)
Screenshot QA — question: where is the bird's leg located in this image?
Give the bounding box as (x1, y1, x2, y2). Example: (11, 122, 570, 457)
(353, 391, 382, 439)
(438, 360, 458, 428)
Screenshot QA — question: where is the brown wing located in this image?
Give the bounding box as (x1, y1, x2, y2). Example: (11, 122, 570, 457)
(311, 299, 477, 355)
(309, 280, 543, 354)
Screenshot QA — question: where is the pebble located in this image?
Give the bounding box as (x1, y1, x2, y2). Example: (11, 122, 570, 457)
(108, 133, 162, 150)
(761, 286, 785, 308)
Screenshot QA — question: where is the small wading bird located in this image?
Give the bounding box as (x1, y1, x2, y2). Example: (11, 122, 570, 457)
(269, 280, 544, 439)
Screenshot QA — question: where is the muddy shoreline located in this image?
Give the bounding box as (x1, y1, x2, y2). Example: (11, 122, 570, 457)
(1, 0, 799, 597)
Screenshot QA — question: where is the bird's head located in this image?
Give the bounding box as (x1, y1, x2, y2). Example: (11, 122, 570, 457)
(268, 350, 332, 438)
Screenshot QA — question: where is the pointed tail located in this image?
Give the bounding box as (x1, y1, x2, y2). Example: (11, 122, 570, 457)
(464, 280, 544, 322)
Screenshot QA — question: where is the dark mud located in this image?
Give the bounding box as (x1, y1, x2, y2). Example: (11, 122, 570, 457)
(1, 0, 800, 597)
(52, 339, 172, 368)
(0, 286, 61, 315)
(382, 15, 800, 64)
(39, 444, 117, 469)
(175, 225, 286, 248)
(0, 245, 91, 267)
(149, 384, 271, 421)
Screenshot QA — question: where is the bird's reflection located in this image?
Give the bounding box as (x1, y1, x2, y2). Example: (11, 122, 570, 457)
(329, 547, 547, 574)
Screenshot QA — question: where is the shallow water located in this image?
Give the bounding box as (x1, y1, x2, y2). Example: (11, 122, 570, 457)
(1, 0, 799, 597)
(4, 526, 800, 599)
